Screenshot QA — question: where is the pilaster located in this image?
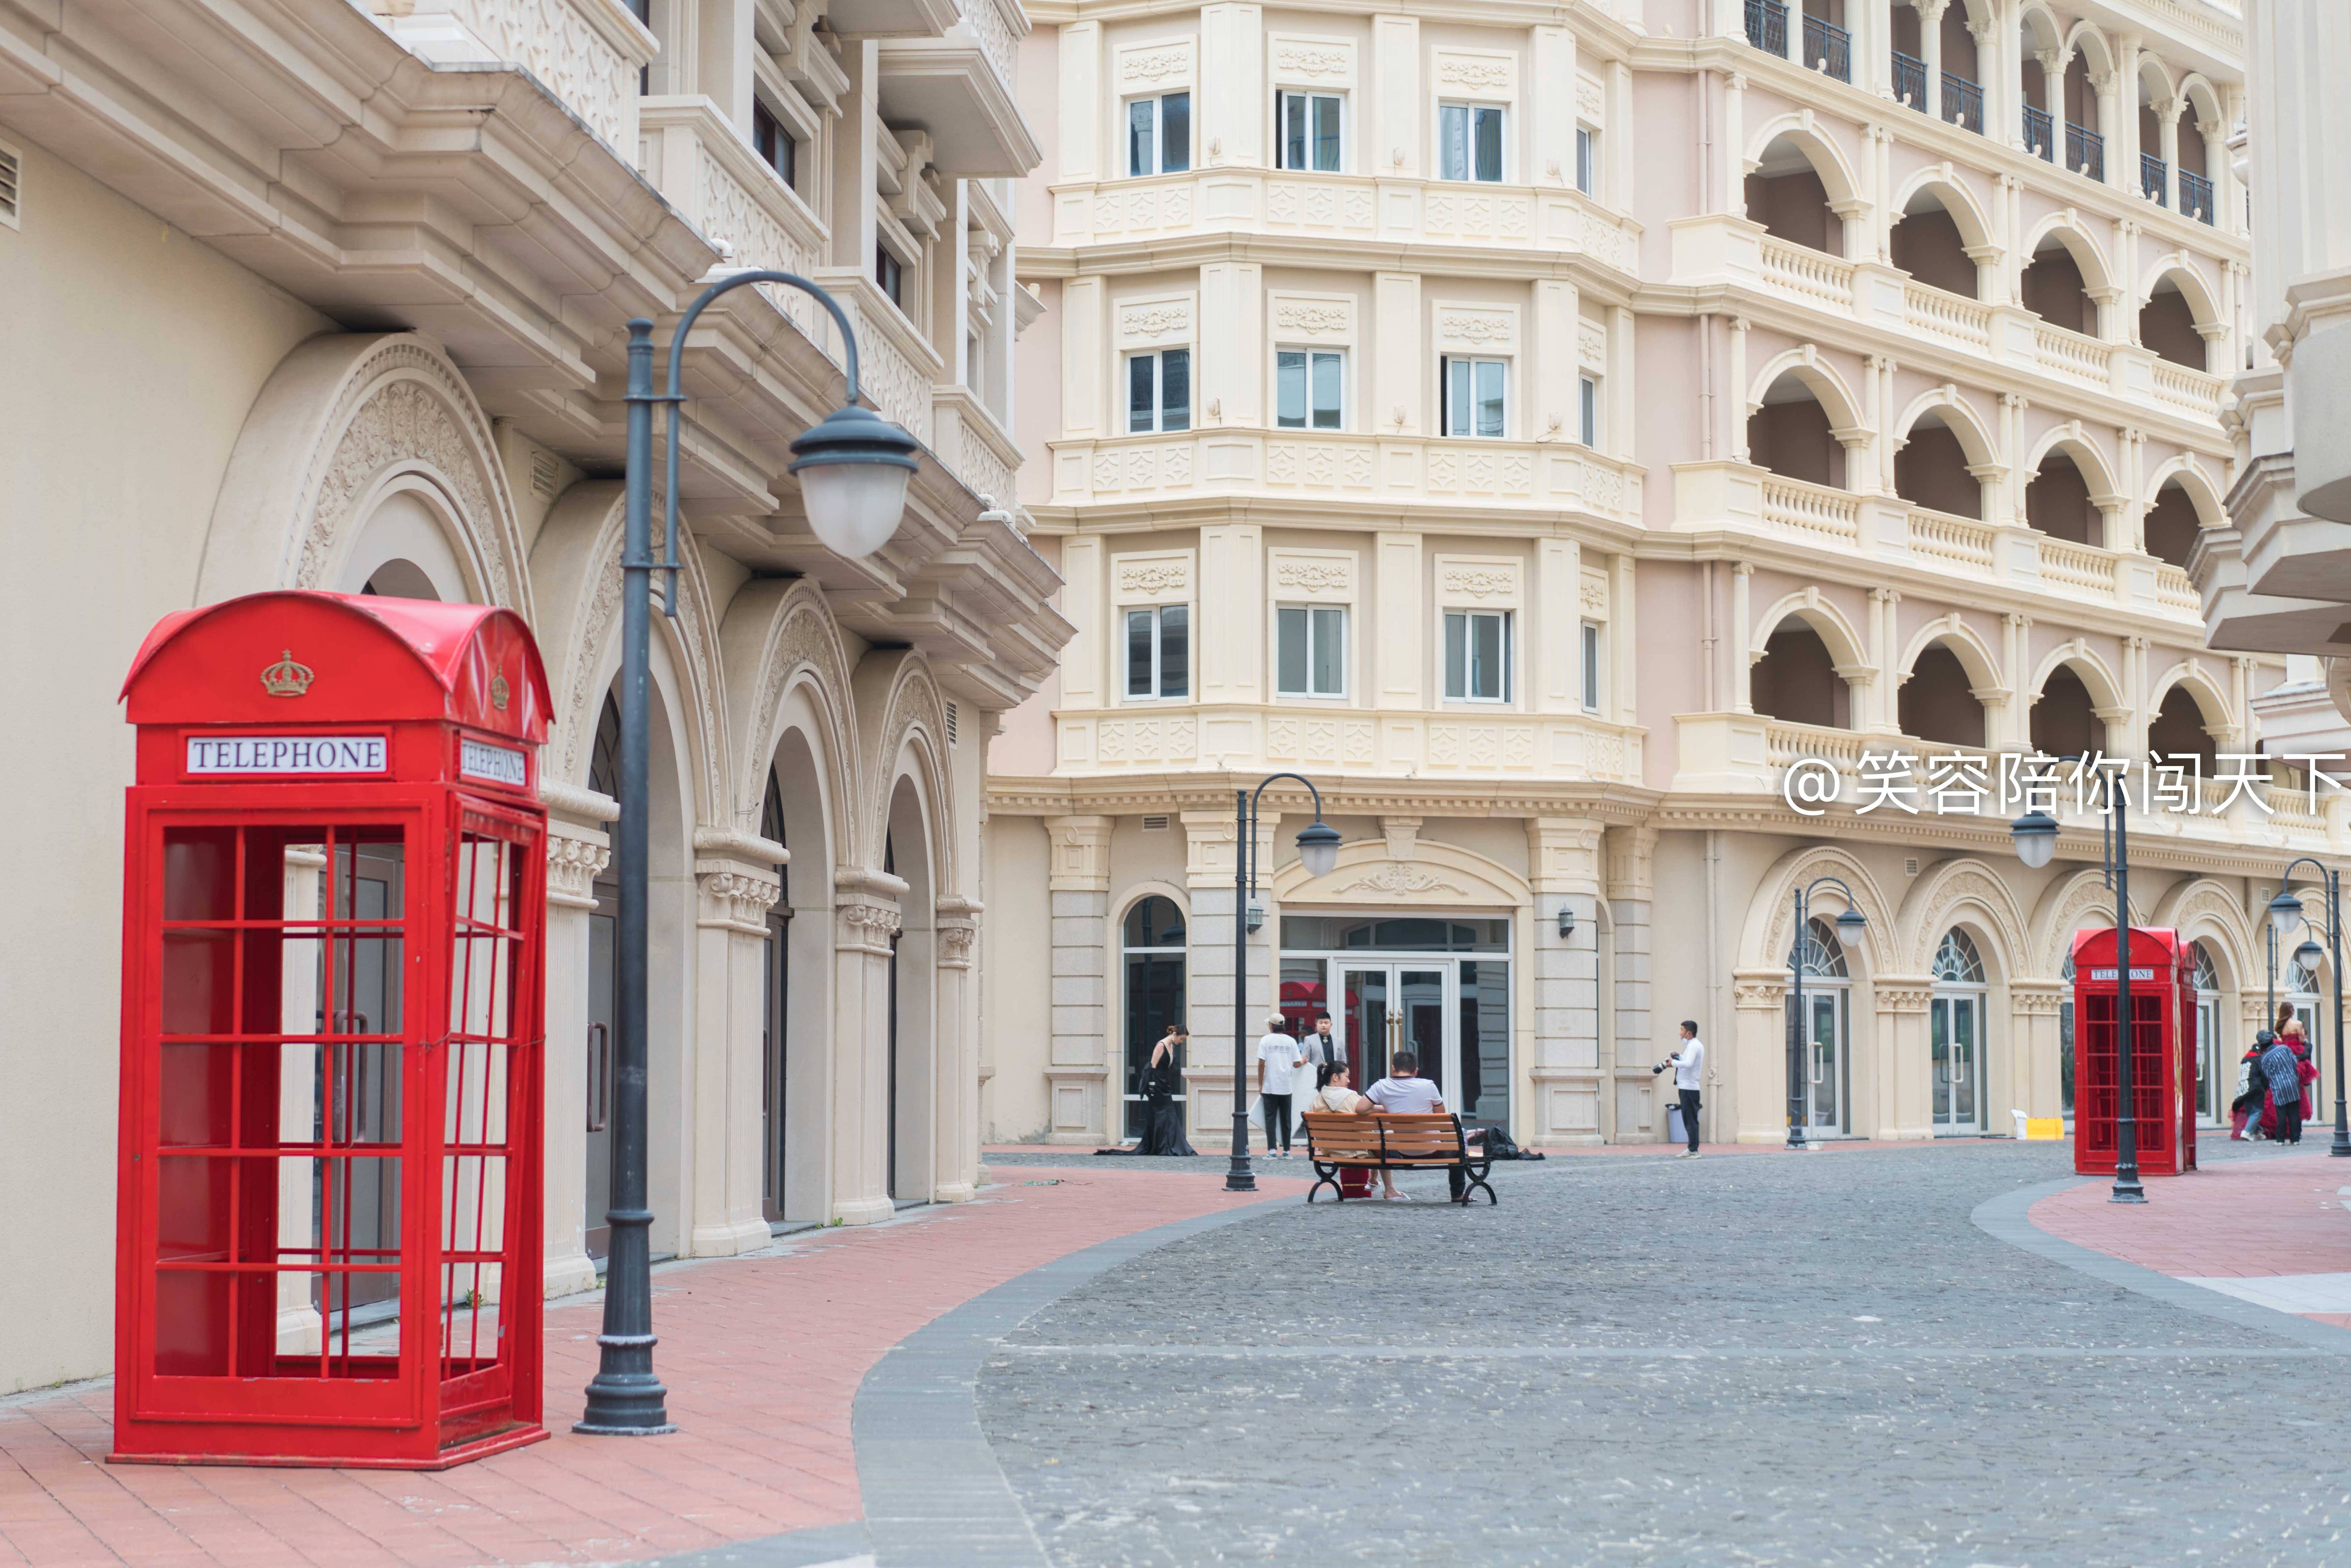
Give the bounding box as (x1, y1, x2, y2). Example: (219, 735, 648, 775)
(832, 868, 906, 1223)
(1529, 818, 1604, 1145)
(1045, 817, 1113, 1143)
(689, 835, 785, 1258)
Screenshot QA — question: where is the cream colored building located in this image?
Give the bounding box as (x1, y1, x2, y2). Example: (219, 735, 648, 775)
(983, 0, 2341, 1157)
(0, 0, 1057, 1394)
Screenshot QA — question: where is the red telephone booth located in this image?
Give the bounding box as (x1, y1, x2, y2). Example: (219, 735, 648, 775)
(112, 590, 552, 1468)
(2070, 926, 2199, 1178)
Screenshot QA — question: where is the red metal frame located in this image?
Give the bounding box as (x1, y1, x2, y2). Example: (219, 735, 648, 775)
(113, 592, 551, 1468)
(2070, 926, 2199, 1178)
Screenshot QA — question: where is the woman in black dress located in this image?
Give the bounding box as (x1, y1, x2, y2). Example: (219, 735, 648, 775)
(1132, 1022, 1197, 1156)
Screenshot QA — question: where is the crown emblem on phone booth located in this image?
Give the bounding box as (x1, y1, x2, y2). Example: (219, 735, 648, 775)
(489, 673, 510, 710)
(259, 648, 314, 697)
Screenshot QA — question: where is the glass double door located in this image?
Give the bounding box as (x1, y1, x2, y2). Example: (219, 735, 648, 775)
(1340, 966, 1450, 1095)
(1786, 988, 1846, 1133)
(1931, 991, 1983, 1132)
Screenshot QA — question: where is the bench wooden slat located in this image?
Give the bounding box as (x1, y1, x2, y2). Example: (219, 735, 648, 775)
(1297, 1112, 1498, 1206)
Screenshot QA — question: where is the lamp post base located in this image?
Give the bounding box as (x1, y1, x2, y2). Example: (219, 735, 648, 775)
(2109, 1175, 2148, 1204)
(1224, 1156, 1257, 1192)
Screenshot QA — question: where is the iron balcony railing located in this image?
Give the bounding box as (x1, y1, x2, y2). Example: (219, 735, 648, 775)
(2023, 104, 2056, 162)
(2179, 167, 2215, 225)
(1891, 50, 1927, 108)
(1802, 15, 1851, 81)
(2140, 152, 2169, 207)
(1745, 0, 1788, 56)
(2066, 121, 2104, 182)
(1941, 72, 1984, 133)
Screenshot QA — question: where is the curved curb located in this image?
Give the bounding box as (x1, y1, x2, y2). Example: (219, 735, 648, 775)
(644, 1191, 1295, 1568)
(1970, 1176, 2351, 1354)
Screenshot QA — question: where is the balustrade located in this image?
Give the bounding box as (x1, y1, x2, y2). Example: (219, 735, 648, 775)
(2067, 122, 2104, 182)
(2141, 153, 2169, 208)
(1745, 0, 1788, 57)
(2023, 105, 2056, 162)
(1891, 50, 1927, 109)
(1940, 73, 1984, 134)
(1758, 234, 1855, 306)
(1759, 473, 1861, 544)
(2179, 168, 2215, 225)
(1802, 15, 1849, 81)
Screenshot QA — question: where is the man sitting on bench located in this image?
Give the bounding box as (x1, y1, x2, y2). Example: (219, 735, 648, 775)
(1361, 1051, 1480, 1202)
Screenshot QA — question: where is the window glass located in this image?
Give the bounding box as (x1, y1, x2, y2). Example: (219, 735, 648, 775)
(1445, 609, 1468, 698)
(1126, 609, 1155, 697)
(1472, 611, 1504, 697)
(1157, 605, 1189, 698)
(1160, 92, 1190, 172)
(1581, 622, 1602, 711)
(1276, 606, 1346, 698)
(1311, 352, 1342, 429)
(1128, 350, 1191, 434)
(1475, 360, 1506, 437)
(1574, 125, 1595, 194)
(1128, 98, 1155, 176)
(1129, 354, 1155, 433)
(1311, 606, 1344, 695)
(875, 244, 903, 307)
(1474, 104, 1503, 181)
(754, 101, 796, 187)
(1442, 357, 1508, 438)
(1277, 606, 1309, 694)
(1580, 374, 1600, 447)
(1276, 350, 1343, 430)
(1445, 611, 1510, 701)
(1439, 104, 1467, 180)
(1313, 93, 1342, 170)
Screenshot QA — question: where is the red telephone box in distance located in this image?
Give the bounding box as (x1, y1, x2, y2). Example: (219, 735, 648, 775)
(2069, 926, 2198, 1178)
(113, 590, 552, 1468)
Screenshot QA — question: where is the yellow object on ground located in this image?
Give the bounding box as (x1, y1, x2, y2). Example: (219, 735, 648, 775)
(2024, 1118, 2065, 1141)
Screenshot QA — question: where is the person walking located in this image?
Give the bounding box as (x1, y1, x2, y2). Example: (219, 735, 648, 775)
(2260, 1029, 2305, 1146)
(1256, 1015, 1305, 1158)
(1665, 1021, 1705, 1158)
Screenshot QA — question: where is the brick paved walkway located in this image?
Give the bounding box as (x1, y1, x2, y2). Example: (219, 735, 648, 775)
(0, 1168, 1302, 1568)
(2030, 1149, 2351, 1327)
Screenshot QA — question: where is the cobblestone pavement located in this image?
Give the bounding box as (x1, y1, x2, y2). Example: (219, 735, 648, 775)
(975, 1142, 2351, 1567)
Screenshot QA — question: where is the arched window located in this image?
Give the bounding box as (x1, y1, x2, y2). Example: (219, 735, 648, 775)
(1123, 897, 1187, 1139)
(590, 692, 622, 801)
(1786, 916, 1850, 1135)
(1932, 929, 1986, 982)
(1931, 929, 1987, 1131)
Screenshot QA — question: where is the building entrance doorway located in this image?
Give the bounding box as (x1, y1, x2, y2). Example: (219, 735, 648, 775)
(1278, 915, 1511, 1131)
(1931, 930, 1987, 1133)
(1785, 917, 1851, 1135)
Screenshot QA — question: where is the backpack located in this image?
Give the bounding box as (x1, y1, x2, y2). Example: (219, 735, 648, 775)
(1479, 1124, 1540, 1161)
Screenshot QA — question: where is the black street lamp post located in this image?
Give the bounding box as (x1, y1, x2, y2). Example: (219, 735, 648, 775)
(2012, 763, 2142, 1203)
(1225, 775, 1344, 1193)
(1786, 879, 1867, 1151)
(2267, 866, 2347, 1157)
(577, 274, 919, 1436)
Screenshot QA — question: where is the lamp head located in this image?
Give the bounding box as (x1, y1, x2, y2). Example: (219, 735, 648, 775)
(1558, 905, 1577, 942)
(2296, 936, 2326, 970)
(2270, 888, 2306, 942)
(2010, 809, 2060, 870)
(1244, 899, 1267, 934)
(788, 402, 920, 558)
(1295, 819, 1342, 880)
(1834, 906, 1868, 937)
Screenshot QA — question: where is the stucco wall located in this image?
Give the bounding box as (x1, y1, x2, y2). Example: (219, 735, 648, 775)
(0, 139, 336, 1393)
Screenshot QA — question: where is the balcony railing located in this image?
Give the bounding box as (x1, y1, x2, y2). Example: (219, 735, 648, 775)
(1758, 233, 1857, 307)
(1802, 15, 1850, 81)
(2141, 152, 2169, 207)
(2180, 168, 2215, 225)
(1746, 0, 1789, 56)
(1891, 50, 1927, 108)
(2023, 105, 2056, 162)
(1941, 73, 1984, 134)
(2066, 122, 2104, 182)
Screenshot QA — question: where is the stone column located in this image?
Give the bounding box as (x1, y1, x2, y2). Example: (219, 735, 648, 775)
(541, 785, 613, 1298)
(1731, 562, 1754, 713)
(1877, 980, 1935, 1139)
(1044, 816, 1113, 1143)
(832, 869, 905, 1223)
(933, 896, 983, 1200)
(1918, 0, 1946, 120)
(2158, 98, 2182, 211)
(2011, 982, 2064, 1120)
(688, 834, 784, 1256)
(1605, 825, 1656, 1142)
(1182, 807, 1273, 1142)
(1730, 970, 1789, 1142)
(1529, 819, 1603, 1145)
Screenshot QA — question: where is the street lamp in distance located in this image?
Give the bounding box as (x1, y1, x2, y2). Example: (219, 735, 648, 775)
(1225, 777, 1341, 1194)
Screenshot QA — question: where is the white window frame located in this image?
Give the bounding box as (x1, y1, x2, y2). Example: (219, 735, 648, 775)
(1124, 603, 1191, 700)
(1574, 124, 1597, 195)
(1437, 101, 1506, 183)
(1275, 604, 1348, 699)
(1126, 348, 1192, 434)
(1444, 609, 1514, 703)
(1275, 347, 1346, 431)
(1275, 89, 1345, 172)
(1580, 621, 1603, 713)
(1579, 374, 1601, 448)
(1126, 91, 1192, 177)
(1439, 355, 1510, 439)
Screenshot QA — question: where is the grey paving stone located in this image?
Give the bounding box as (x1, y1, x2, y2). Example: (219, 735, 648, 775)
(976, 1142, 2351, 1567)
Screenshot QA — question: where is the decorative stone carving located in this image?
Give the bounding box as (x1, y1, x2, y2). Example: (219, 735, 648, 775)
(1435, 54, 1512, 94)
(1116, 557, 1190, 597)
(1577, 74, 1605, 123)
(1578, 320, 1609, 371)
(1120, 304, 1190, 340)
(1272, 302, 1351, 338)
(1120, 46, 1191, 83)
(1580, 570, 1609, 614)
(937, 921, 978, 965)
(1271, 556, 1351, 596)
(546, 831, 611, 910)
(1436, 310, 1514, 347)
(1327, 863, 1468, 899)
(1443, 566, 1517, 600)
(697, 865, 783, 932)
(1273, 43, 1350, 78)
(1381, 816, 1420, 861)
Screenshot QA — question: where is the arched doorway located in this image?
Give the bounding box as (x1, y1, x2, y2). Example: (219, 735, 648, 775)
(759, 774, 790, 1225)
(885, 775, 937, 1204)
(2190, 940, 2223, 1126)
(1931, 929, 1988, 1133)
(1753, 618, 1849, 728)
(1900, 641, 1986, 748)
(1122, 896, 1187, 1138)
(1786, 917, 1852, 1136)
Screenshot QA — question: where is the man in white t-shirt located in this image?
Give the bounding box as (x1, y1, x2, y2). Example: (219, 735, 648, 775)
(1256, 1017, 1305, 1156)
(1664, 1021, 1705, 1158)
(1363, 1050, 1452, 1201)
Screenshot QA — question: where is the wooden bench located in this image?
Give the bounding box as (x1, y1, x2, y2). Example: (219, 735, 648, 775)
(1299, 1112, 1496, 1205)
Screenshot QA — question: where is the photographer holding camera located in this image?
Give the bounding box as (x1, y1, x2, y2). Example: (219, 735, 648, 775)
(1653, 1021, 1705, 1158)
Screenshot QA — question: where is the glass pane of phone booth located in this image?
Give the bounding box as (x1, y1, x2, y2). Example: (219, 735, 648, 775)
(154, 823, 409, 1382)
(442, 816, 530, 1390)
